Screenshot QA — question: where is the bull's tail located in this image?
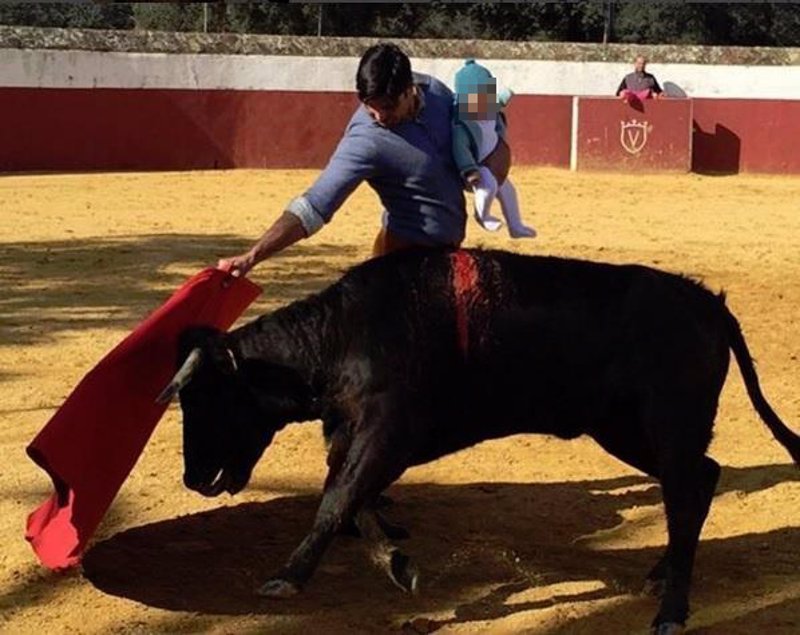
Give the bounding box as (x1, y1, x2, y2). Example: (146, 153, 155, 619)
(725, 305, 800, 465)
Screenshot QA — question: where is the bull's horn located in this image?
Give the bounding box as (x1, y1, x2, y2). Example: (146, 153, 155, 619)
(156, 348, 203, 404)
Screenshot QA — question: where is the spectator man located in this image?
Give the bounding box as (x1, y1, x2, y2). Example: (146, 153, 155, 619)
(616, 55, 663, 102)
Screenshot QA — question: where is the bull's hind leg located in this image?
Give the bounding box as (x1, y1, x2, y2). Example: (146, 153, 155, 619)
(591, 421, 718, 607)
(651, 454, 719, 635)
(257, 395, 408, 598)
(645, 455, 719, 598)
(643, 389, 720, 634)
(591, 424, 668, 593)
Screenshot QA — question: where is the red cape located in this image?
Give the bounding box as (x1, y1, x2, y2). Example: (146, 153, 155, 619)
(25, 267, 261, 569)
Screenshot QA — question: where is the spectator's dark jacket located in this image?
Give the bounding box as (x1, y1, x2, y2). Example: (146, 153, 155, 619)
(616, 71, 663, 96)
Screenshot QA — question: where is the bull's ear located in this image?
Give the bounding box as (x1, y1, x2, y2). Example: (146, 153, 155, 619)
(159, 326, 222, 405)
(157, 348, 203, 404)
(177, 326, 239, 375)
(178, 326, 223, 361)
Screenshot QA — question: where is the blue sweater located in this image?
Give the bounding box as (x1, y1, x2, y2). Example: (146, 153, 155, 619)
(287, 73, 467, 247)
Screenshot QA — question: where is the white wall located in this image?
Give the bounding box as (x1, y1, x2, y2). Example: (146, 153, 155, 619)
(3, 48, 799, 99)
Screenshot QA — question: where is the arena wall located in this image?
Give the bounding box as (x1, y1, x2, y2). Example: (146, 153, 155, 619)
(574, 98, 694, 173)
(1, 27, 798, 174)
(692, 98, 800, 174)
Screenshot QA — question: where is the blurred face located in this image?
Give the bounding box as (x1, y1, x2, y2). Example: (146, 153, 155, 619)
(635, 56, 647, 73)
(458, 81, 497, 121)
(468, 91, 489, 115)
(363, 85, 417, 127)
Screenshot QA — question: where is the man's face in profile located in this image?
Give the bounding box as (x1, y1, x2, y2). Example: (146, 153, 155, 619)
(363, 85, 416, 127)
(634, 56, 647, 73)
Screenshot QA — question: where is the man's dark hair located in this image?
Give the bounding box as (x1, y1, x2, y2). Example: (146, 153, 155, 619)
(356, 43, 413, 103)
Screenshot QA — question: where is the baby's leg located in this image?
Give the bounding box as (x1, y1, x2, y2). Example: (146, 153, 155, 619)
(497, 178, 536, 238)
(473, 166, 503, 232)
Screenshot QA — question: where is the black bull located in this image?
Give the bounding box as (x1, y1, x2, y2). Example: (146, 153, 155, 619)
(159, 248, 799, 634)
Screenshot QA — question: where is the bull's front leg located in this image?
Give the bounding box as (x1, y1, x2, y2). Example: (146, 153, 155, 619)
(327, 423, 408, 541)
(255, 500, 340, 598)
(355, 507, 418, 593)
(257, 399, 407, 598)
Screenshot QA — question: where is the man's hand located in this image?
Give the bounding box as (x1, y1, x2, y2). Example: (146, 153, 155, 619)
(465, 170, 481, 188)
(218, 250, 256, 278)
(217, 211, 308, 277)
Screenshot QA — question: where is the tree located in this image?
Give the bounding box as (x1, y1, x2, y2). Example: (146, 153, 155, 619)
(0, 2, 132, 30)
(132, 3, 204, 33)
(227, 3, 315, 36)
(0, 1, 796, 47)
(614, 3, 708, 45)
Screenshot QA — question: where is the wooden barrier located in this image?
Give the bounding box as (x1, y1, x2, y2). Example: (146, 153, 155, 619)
(0, 89, 574, 172)
(692, 98, 800, 174)
(0, 88, 358, 172)
(506, 95, 573, 169)
(573, 97, 693, 172)
(1, 87, 798, 175)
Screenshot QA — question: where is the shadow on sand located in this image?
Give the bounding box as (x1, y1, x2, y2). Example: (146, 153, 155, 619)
(0, 234, 357, 347)
(82, 463, 799, 633)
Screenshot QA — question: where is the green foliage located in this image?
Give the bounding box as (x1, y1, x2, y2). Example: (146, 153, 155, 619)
(770, 4, 800, 46)
(0, 2, 133, 30)
(615, 3, 707, 45)
(132, 3, 205, 33)
(227, 3, 316, 36)
(0, 2, 797, 47)
(612, 2, 800, 46)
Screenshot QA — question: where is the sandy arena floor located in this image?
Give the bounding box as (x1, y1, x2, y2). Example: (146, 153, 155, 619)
(1, 168, 799, 634)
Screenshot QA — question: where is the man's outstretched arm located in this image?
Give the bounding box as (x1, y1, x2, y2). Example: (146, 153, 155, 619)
(218, 211, 308, 277)
(218, 125, 376, 277)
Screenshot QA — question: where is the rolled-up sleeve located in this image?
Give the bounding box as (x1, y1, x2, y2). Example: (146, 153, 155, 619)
(286, 125, 377, 236)
(286, 195, 325, 236)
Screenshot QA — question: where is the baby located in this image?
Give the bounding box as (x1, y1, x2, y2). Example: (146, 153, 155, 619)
(452, 59, 536, 238)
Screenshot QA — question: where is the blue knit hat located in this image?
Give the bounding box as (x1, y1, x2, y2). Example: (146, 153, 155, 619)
(454, 59, 496, 96)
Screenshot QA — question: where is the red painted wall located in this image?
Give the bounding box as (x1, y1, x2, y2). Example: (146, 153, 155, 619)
(0, 88, 572, 172)
(692, 98, 800, 174)
(506, 95, 573, 168)
(576, 97, 693, 172)
(1, 88, 798, 174)
(0, 88, 358, 172)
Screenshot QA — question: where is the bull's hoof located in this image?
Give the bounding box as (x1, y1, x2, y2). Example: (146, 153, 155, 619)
(389, 550, 419, 594)
(651, 622, 685, 635)
(642, 576, 666, 598)
(256, 578, 300, 599)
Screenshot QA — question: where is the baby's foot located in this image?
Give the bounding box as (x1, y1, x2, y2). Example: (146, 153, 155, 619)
(509, 225, 537, 239)
(474, 210, 503, 232)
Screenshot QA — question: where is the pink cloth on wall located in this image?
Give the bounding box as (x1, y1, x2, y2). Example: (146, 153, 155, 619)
(620, 88, 653, 103)
(25, 267, 261, 570)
